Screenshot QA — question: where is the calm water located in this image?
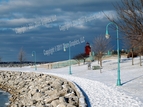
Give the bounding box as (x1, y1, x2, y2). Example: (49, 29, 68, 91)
(0, 90, 10, 107)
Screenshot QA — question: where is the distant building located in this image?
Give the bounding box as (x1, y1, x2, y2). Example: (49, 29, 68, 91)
(85, 42, 91, 56)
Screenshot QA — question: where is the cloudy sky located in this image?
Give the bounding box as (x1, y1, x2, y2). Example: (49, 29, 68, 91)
(0, 0, 121, 62)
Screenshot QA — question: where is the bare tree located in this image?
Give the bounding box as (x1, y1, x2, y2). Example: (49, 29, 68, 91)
(123, 37, 136, 65)
(134, 40, 143, 66)
(18, 48, 26, 67)
(106, 0, 143, 66)
(92, 35, 111, 67)
(73, 53, 88, 65)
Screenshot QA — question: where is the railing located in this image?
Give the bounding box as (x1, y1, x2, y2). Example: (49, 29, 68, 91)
(38, 55, 95, 69)
(52, 59, 84, 69)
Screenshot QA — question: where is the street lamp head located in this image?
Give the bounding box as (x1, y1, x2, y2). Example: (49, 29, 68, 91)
(105, 34, 110, 39)
(63, 45, 66, 52)
(32, 51, 36, 56)
(105, 26, 110, 39)
(64, 48, 66, 52)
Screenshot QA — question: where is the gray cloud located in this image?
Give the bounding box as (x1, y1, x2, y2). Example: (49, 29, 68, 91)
(0, 0, 121, 62)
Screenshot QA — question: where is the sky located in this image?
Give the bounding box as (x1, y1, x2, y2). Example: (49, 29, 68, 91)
(0, 56, 143, 106)
(0, 0, 122, 62)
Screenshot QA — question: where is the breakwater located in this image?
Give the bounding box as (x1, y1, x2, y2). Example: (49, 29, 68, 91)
(0, 71, 86, 107)
(0, 62, 49, 67)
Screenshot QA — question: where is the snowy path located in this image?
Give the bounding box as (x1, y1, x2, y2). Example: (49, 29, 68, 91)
(45, 73, 143, 107)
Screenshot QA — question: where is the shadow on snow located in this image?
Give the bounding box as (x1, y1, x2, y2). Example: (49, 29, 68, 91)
(122, 75, 143, 85)
(74, 82, 91, 107)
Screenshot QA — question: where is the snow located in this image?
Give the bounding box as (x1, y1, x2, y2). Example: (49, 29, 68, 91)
(0, 56, 143, 107)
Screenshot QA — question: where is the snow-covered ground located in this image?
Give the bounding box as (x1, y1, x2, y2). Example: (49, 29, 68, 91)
(0, 56, 143, 107)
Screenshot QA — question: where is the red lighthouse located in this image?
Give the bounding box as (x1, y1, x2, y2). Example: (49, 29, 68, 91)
(85, 42, 91, 56)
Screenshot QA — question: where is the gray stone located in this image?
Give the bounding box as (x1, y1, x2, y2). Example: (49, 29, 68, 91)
(0, 71, 84, 107)
(57, 103, 67, 107)
(51, 100, 59, 107)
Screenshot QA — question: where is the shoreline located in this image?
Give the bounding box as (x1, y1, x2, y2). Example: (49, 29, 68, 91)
(0, 89, 10, 107)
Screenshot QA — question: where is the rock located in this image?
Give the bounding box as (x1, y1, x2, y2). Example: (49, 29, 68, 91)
(59, 97, 66, 103)
(44, 95, 59, 103)
(68, 96, 79, 106)
(32, 92, 43, 101)
(0, 71, 82, 107)
(57, 103, 67, 107)
(51, 100, 60, 107)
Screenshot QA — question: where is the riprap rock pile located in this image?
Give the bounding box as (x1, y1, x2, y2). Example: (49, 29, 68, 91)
(0, 71, 85, 107)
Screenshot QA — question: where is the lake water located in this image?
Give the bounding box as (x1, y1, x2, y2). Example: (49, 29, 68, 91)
(0, 90, 10, 107)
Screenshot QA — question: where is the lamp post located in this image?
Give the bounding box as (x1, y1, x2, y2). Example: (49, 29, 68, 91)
(105, 22, 121, 86)
(32, 51, 37, 70)
(63, 43, 72, 75)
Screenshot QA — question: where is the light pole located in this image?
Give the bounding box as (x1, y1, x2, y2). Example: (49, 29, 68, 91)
(105, 22, 121, 86)
(63, 43, 72, 75)
(32, 51, 37, 70)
